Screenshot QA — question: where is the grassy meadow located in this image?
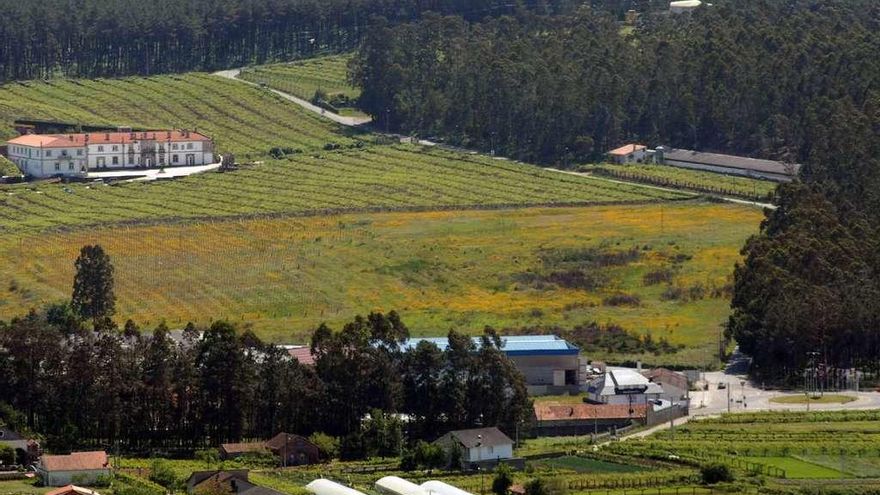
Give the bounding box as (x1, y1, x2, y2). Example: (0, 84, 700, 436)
(0, 202, 761, 366)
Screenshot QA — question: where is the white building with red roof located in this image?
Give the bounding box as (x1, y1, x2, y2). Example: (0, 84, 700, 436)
(7, 129, 214, 178)
(606, 143, 647, 164)
(37, 451, 111, 487)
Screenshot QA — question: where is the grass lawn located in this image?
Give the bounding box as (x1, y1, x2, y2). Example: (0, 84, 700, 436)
(532, 456, 645, 473)
(0, 202, 760, 367)
(0, 478, 49, 495)
(742, 457, 846, 479)
(799, 455, 880, 478)
(770, 394, 857, 404)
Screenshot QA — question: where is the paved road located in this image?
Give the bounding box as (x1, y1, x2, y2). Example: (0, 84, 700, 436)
(87, 161, 222, 182)
(213, 69, 372, 127)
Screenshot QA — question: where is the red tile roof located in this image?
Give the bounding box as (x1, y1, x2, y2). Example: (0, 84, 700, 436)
(40, 451, 109, 472)
(534, 403, 647, 421)
(607, 144, 646, 156)
(220, 442, 267, 455)
(8, 131, 211, 149)
(288, 347, 315, 366)
(45, 485, 101, 495)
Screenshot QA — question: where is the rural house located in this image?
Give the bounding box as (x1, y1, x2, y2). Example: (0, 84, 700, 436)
(402, 335, 585, 395)
(7, 130, 214, 178)
(0, 426, 40, 465)
(434, 427, 515, 469)
(606, 144, 647, 164)
(220, 432, 320, 466)
(37, 451, 110, 487)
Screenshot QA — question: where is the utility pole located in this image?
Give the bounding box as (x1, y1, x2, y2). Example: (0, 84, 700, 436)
(727, 384, 730, 413)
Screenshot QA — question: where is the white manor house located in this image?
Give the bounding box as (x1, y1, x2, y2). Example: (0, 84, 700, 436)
(7, 129, 214, 178)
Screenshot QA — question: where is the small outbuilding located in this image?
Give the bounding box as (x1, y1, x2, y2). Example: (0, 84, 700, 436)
(45, 485, 102, 495)
(532, 403, 647, 436)
(670, 0, 701, 14)
(606, 144, 648, 164)
(586, 368, 664, 406)
(37, 451, 110, 487)
(220, 433, 320, 466)
(434, 427, 514, 469)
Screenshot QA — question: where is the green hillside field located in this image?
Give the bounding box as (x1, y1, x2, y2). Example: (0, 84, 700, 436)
(239, 54, 359, 104)
(0, 202, 761, 367)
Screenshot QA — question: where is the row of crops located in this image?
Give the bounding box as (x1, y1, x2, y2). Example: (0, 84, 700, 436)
(239, 54, 358, 102)
(0, 145, 691, 233)
(0, 73, 351, 156)
(582, 164, 778, 200)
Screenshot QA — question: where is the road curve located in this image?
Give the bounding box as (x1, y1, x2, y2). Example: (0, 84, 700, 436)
(213, 68, 372, 127)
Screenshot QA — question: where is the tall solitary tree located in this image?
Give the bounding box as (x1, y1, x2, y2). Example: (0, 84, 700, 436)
(71, 245, 116, 328)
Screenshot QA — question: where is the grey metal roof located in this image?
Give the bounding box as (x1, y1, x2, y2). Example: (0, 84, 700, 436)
(402, 335, 579, 356)
(448, 427, 512, 449)
(661, 147, 800, 176)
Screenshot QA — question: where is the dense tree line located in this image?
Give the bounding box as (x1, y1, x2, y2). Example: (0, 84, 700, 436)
(0, 0, 581, 82)
(0, 246, 530, 456)
(352, 0, 880, 164)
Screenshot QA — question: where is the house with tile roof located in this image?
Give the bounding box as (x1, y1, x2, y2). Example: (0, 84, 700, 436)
(606, 144, 647, 164)
(220, 433, 320, 466)
(532, 403, 648, 436)
(7, 129, 213, 178)
(36, 451, 110, 487)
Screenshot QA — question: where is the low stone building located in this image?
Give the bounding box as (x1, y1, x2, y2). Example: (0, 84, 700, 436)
(37, 451, 110, 487)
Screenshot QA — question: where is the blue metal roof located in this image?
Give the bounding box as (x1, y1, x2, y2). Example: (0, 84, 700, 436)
(401, 334, 579, 356)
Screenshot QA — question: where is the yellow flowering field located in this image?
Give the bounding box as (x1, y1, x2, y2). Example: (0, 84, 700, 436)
(0, 202, 762, 367)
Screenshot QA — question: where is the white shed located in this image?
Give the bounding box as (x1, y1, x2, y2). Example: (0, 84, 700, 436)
(670, 0, 701, 14)
(375, 477, 428, 495)
(306, 479, 368, 495)
(421, 481, 475, 495)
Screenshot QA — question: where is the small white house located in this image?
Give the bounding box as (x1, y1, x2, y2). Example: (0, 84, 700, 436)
(37, 451, 110, 487)
(7, 130, 214, 178)
(606, 144, 647, 164)
(586, 368, 664, 406)
(434, 427, 513, 467)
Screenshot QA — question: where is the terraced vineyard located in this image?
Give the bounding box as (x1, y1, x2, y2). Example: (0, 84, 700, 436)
(0, 73, 353, 157)
(239, 54, 358, 103)
(0, 145, 691, 234)
(581, 163, 778, 200)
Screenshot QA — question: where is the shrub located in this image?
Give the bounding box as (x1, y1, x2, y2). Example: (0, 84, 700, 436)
(701, 463, 734, 484)
(149, 459, 180, 491)
(308, 432, 340, 461)
(643, 268, 674, 286)
(602, 293, 641, 307)
(492, 464, 513, 495)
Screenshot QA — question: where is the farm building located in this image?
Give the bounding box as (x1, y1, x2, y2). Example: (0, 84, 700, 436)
(644, 368, 690, 402)
(220, 432, 320, 466)
(306, 479, 368, 495)
(532, 403, 647, 436)
(655, 146, 799, 182)
(606, 144, 648, 164)
(37, 451, 110, 487)
(434, 427, 515, 469)
(586, 368, 664, 405)
(420, 481, 474, 495)
(402, 335, 585, 395)
(375, 476, 428, 495)
(6, 130, 214, 178)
